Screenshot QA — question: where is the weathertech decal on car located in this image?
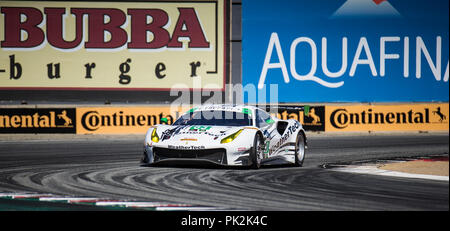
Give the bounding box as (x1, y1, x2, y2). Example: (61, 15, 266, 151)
(168, 145, 206, 150)
(268, 122, 300, 156)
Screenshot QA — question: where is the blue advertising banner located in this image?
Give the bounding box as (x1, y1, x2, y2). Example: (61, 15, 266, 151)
(242, 0, 449, 103)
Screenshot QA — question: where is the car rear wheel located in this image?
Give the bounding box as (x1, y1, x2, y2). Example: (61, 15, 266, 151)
(294, 133, 306, 167)
(250, 134, 263, 169)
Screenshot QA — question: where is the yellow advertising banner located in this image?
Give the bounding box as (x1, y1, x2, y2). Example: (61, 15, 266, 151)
(0, 0, 228, 90)
(76, 106, 189, 134)
(325, 104, 449, 132)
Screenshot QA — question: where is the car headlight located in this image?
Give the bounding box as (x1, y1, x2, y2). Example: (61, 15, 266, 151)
(221, 129, 243, 144)
(151, 128, 159, 143)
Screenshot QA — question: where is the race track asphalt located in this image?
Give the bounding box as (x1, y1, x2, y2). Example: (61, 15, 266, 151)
(0, 133, 448, 211)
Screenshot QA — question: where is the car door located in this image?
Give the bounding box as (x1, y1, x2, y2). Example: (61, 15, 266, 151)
(255, 109, 278, 158)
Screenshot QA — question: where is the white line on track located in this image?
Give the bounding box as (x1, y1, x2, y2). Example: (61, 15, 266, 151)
(95, 201, 191, 207)
(39, 197, 103, 203)
(332, 165, 449, 181)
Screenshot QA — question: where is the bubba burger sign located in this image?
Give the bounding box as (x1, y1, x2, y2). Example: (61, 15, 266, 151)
(1, 6, 209, 49)
(0, 0, 228, 90)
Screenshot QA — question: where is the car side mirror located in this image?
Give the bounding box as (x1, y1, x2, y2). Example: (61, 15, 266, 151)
(160, 117, 168, 124)
(265, 119, 275, 124)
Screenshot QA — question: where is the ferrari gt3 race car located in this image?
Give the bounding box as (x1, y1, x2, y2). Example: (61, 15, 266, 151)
(141, 105, 307, 168)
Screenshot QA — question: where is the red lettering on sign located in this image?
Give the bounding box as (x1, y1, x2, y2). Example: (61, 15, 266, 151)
(1, 7, 45, 48)
(127, 9, 170, 49)
(167, 8, 210, 48)
(0, 6, 210, 49)
(76, 8, 128, 49)
(45, 8, 84, 49)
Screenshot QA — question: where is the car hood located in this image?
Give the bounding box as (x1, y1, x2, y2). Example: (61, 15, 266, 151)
(156, 125, 243, 144)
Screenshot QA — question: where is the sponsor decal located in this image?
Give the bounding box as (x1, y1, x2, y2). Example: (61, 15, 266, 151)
(268, 122, 299, 155)
(189, 125, 212, 131)
(237, 147, 248, 152)
(0, 108, 76, 133)
(0, 0, 229, 91)
(263, 128, 276, 140)
(77, 107, 181, 134)
(168, 145, 205, 150)
(180, 138, 198, 141)
(326, 104, 449, 131)
(161, 125, 187, 141)
(160, 125, 226, 140)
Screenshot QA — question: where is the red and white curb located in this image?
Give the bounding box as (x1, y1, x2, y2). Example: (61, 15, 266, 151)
(0, 193, 53, 199)
(95, 201, 223, 210)
(331, 164, 449, 181)
(0, 192, 227, 211)
(39, 197, 106, 203)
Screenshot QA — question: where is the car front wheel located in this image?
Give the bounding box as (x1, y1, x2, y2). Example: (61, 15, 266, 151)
(294, 133, 306, 167)
(250, 134, 263, 169)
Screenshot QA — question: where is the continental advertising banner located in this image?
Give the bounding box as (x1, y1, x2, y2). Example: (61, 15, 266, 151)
(0, 0, 228, 91)
(242, 0, 449, 103)
(76, 105, 326, 134)
(0, 108, 76, 133)
(2, 104, 447, 134)
(76, 107, 185, 134)
(326, 103, 449, 132)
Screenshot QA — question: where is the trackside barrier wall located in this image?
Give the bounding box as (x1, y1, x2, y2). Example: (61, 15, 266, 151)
(0, 104, 447, 134)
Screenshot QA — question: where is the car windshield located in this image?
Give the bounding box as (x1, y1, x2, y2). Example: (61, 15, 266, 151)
(173, 110, 252, 126)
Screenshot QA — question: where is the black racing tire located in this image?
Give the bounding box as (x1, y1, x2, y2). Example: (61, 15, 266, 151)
(250, 133, 263, 169)
(141, 151, 149, 163)
(294, 132, 306, 167)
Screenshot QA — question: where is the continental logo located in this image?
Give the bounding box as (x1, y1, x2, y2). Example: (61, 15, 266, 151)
(80, 110, 176, 131)
(326, 104, 449, 132)
(76, 107, 182, 134)
(0, 108, 76, 133)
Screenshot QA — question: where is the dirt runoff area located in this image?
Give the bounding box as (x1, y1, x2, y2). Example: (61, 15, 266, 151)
(379, 157, 449, 177)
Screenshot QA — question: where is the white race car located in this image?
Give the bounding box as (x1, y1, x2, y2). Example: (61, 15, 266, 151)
(141, 105, 307, 168)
